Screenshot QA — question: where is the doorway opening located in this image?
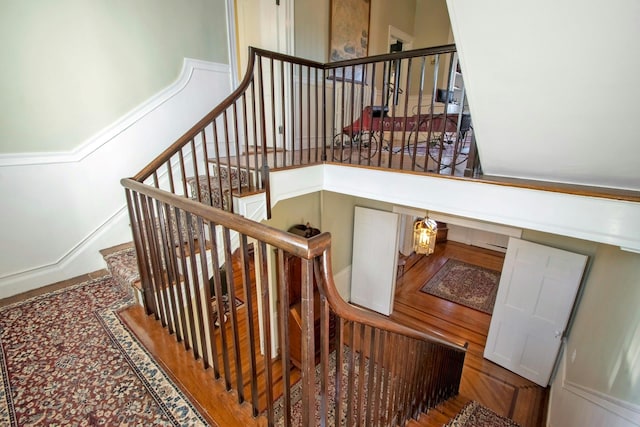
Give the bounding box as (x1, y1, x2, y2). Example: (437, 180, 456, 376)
(392, 211, 587, 388)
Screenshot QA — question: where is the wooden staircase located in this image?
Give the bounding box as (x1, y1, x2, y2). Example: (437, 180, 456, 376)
(99, 237, 473, 426)
(116, 295, 476, 427)
(99, 242, 534, 427)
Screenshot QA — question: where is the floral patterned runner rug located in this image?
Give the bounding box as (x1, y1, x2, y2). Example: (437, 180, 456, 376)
(445, 401, 520, 427)
(0, 276, 212, 426)
(420, 259, 501, 314)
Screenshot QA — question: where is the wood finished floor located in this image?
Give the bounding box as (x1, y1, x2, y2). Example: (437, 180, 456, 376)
(117, 240, 547, 426)
(398, 241, 548, 427)
(0, 240, 548, 426)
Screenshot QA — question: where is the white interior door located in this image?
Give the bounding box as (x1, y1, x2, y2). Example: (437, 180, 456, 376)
(350, 207, 400, 316)
(485, 237, 588, 386)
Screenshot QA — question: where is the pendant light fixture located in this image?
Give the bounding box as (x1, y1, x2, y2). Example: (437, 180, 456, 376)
(413, 217, 438, 255)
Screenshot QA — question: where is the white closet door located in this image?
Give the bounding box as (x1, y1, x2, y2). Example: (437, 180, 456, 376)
(485, 237, 587, 386)
(350, 207, 400, 316)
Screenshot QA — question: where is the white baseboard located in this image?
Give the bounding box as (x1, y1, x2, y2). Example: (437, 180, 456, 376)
(562, 380, 640, 426)
(0, 208, 132, 298)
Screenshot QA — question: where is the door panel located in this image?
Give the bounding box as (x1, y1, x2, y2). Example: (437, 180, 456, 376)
(350, 207, 400, 316)
(485, 237, 587, 386)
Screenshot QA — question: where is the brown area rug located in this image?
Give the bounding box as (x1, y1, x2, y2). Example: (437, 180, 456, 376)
(0, 276, 211, 426)
(445, 401, 520, 427)
(420, 259, 501, 314)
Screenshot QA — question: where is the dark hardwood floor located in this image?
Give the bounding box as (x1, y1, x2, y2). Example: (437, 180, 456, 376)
(395, 241, 548, 427)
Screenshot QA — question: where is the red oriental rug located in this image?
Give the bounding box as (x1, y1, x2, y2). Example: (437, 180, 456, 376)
(445, 401, 520, 426)
(420, 259, 501, 314)
(0, 276, 211, 426)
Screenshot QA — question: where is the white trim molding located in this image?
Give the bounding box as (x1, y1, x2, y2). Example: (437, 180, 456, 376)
(266, 165, 640, 253)
(225, 0, 241, 88)
(0, 59, 232, 299)
(563, 380, 640, 425)
(0, 59, 228, 167)
(549, 344, 640, 427)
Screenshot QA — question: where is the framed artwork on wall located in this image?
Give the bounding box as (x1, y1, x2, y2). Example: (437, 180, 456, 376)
(329, 0, 371, 82)
(329, 0, 370, 61)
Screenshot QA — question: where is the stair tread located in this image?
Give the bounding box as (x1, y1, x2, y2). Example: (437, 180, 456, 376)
(408, 395, 471, 426)
(101, 243, 141, 294)
(99, 241, 135, 258)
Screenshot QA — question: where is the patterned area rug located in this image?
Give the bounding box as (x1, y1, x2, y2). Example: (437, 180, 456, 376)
(0, 276, 211, 426)
(445, 401, 520, 427)
(272, 347, 391, 426)
(420, 259, 501, 314)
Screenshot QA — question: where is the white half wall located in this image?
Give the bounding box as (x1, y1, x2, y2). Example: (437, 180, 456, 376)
(321, 165, 640, 253)
(0, 59, 231, 298)
(267, 165, 640, 255)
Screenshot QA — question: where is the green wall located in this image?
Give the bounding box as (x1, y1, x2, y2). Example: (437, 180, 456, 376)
(368, 0, 416, 56)
(564, 244, 640, 404)
(264, 192, 322, 234)
(294, 0, 329, 62)
(0, 0, 228, 154)
(266, 190, 393, 278)
(524, 229, 640, 405)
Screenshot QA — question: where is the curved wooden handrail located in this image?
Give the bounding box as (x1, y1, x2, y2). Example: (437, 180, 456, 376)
(122, 44, 476, 425)
(122, 178, 328, 259)
(122, 176, 467, 353)
(133, 46, 261, 182)
(315, 251, 468, 352)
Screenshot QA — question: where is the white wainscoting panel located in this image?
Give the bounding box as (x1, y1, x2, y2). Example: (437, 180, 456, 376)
(549, 345, 640, 427)
(0, 59, 231, 298)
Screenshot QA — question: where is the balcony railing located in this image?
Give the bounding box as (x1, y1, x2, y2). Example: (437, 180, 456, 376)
(132, 44, 478, 218)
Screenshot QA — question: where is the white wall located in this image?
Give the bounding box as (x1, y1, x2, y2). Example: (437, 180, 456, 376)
(268, 163, 640, 278)
(0, 60, 231, 298)
(447, 0, 640, 191)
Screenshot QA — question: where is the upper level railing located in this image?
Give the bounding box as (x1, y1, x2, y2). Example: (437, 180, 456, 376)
(121, 177, 468, 426)
(132, 45, 478, 218)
